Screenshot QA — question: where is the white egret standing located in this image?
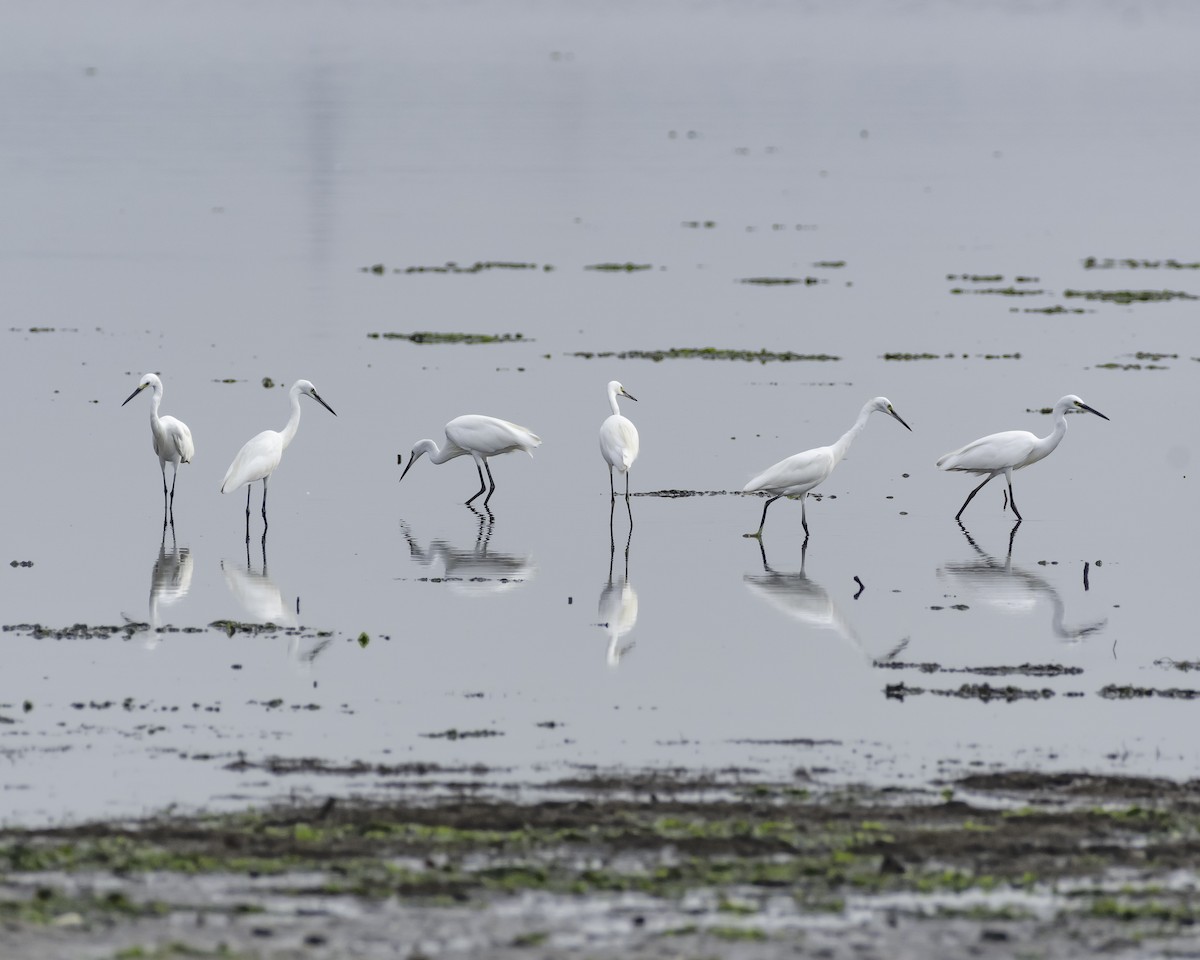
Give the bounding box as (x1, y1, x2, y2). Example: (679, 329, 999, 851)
(743, 397, 911, 538)
(121, 373, 195, 521)
(399, 415, 542, 507)
(936, 394, 1109, 521)
(599, 380, 639, 501)
(220, 379, 336, 540)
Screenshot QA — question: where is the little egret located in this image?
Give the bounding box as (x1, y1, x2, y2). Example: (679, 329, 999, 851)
(599, 380, 639, 500)
(936, 394, 1109, 521)
(121, 373, 195, 521)
(399, 414, 542, 506)
(743, 397, 911, 537)
(220, 379, 336, 539)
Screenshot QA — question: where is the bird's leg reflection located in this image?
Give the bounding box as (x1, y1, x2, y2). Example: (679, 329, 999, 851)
(148, 525, 193, 642)
(467, 504, 496, 546)
(944, 519, 1105, 641)
(600, 519, 637, 666)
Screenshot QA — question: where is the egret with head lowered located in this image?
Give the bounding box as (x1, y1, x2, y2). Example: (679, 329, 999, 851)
(937, 394, 1109, 521)
(399, 414, 541, 507)
(122, 373, 195, 522)
(599, 380, 639, 501)
(220, 379, 336, 540)
(743, 397, 911, 538)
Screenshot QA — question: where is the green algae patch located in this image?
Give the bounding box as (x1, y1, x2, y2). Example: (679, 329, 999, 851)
(812, 260, 846, 268)
(571, 347, 839, 363)
(1021, 305, 1089, 314)
(950, 286, 1045, 296)
(1063, 289, 1198, 304)
(368, 331, 527, 344)
(883, 352, 1021, 361)
(585, 262, 652, 272)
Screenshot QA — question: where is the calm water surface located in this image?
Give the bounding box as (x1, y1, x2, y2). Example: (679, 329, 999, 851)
(2, 0, 1199, 822)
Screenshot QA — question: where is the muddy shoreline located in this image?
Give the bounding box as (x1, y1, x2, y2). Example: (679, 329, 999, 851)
(3, 767, 1200, 958)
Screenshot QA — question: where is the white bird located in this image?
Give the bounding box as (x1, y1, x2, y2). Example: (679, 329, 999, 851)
(220, 379, 337, 539)
(122, 373, 195, 521)
(743, 397, 911, 537)
(599, 380, 639, 500)
(936, 394, 1109, 521)
(399, 415, 542, 507)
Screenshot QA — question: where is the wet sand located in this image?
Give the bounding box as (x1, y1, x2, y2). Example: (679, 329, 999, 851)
(3, 768, 1200, 958)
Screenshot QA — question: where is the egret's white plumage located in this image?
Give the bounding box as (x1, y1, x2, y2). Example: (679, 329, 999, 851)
(599, 380, 639, 500)
(399, 414, 542, 506)
(220, 379, 336, 538)
(122, 372, 195, 519)
(937, 394, 1109, 521)
(743, 396, 911, 537)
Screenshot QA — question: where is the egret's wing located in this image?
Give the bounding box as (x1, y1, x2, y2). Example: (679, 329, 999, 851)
(448, 415, 541, 456)
(220, 431, 282, 492)
(161, 417, 195, 463)
(744, 447, 834, 495)
(937, 430, 1037, 473)
(600, 416, 639, 470)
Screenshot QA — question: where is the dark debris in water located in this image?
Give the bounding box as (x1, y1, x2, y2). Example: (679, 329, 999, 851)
(883, 352, 1021, 361)
(585, 262, 652, 272)
(368, 331, 527, 345)
(1083, 256, 1200, 270)
(738, 276, 823, 286)
(571, 347, 839, 363)
(875, 662, 1082, 677)
(362, 261, 546, 275)
(1155, 658, 1200, 672)
(885, 682, 1056, 702)
(224, 756, 498, 777)
(1099, 685, 1200, 700)
(1064, 289, 1197, 303)
(949, 286, 1045, 296)
(8, 560, 34, 568)
(632, 489, 739, 498)
(4, 622, 149, 640)
(420, 729, 504, 741)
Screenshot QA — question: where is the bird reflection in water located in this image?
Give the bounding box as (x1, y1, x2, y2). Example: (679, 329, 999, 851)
(938, 521, 1107, 642)
(743, 538, 866, 656)
(400, 507, 534, 596)
(146, 522, 193, 648)
(221, 539, 298, 628)
(598, 504, 637, 666)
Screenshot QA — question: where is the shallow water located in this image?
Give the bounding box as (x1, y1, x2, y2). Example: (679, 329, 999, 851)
(3, 0, 1200, 823)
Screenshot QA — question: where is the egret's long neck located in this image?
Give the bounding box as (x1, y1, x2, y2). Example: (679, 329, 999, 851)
(608, 385, 621, 417)
(427, 441, 460, 464)
(1032, 409, 1070, 462)
(830, 404, 873, 465)
(149, 386, 163, 423)
(280, 387, 303, 449)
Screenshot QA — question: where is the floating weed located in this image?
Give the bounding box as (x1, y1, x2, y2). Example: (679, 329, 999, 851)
(420, 728, 504, 740)
(368, 332, 527, 344)
(571, 348, 839, 363)
(1083, 257, 1200, 270)
(882, 352, 1021, 361)
(1063, 289, 1198, 303)
(1153, 658, 1200, 672)
(874, 662, 1082, 678)
(946, 273, 1003, 282)
(812, 260, 846, 268)
(885, 683, 1056, 702)
(711, 925, 768, 941)
(1021, 305, 1089, 314)
(681, 220, 717, 229)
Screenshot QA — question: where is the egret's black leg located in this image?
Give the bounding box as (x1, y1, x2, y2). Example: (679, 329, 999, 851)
(745, 495, 782, 538)
(169, 464, 178, 521)
(624, 471, 630, 500)
(245, 485, 252, 543)
(800, 495, 810, 537)
(1005, 474, 1023, 521)
(609, 467, 615, 502)
(466, 462, 487, 506)
(955, 474, 997, 521)
(482, 461, 497, 506)
(261, 477, 269, 532)
(160, 463, 169, 512)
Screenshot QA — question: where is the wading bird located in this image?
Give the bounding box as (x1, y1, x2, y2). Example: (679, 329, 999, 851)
(399, 415, 541, 507)
(936, 394, 1109, 521)
(599, 380, 639, 501)
(743, 397, 911, 538)
(220, 380, 336, 540)
(121, 373, 194, 521)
